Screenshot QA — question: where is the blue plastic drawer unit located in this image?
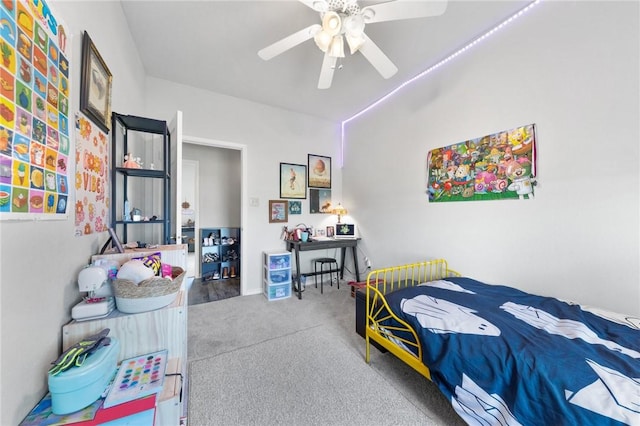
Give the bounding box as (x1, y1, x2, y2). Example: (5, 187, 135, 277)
(264, 252, 291, 270)
(263, 251, 292, 301)
(264, 268, 291, 284)
(264, 281, 291, 300)
(48, 338, 120, 415)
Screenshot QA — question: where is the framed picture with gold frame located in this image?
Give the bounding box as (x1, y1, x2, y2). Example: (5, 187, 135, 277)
(80, 31, 112, 133)
(269, 200, 288, 223)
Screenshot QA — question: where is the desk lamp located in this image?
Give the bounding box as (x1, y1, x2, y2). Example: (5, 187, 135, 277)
(331, 203, 348, 224)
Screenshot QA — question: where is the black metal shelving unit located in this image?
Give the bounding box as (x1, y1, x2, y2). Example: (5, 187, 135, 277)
(110, 112, 171, 244)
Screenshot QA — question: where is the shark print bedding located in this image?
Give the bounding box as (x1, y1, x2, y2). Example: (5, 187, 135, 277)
(382, 276, 640, 425)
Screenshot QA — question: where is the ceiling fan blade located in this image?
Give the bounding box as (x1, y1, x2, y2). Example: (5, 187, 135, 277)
(362, 0, 448, 24)
(318, 53, 337, 89)
(297, 0, 327, 12)
(358, 34, 398, 79)
(258, 24, 322, 61)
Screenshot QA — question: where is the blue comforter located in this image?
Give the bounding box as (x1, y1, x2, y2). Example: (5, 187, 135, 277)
(383, 277, 640, 425)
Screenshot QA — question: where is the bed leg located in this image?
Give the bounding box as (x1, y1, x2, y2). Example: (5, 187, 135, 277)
(365, 336, 371, 363)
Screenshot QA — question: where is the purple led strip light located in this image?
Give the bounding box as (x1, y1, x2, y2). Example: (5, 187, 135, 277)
(340, 0, 542, 167)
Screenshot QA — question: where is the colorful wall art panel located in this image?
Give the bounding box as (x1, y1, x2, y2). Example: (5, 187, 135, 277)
(74, 112, 109, 236)
(427, 124, 537, 203)
(0, 0, 70, 218)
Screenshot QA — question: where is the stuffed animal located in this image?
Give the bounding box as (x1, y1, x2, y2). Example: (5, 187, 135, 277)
(116, 260, 155, 284)
(123, 153, 142, 169)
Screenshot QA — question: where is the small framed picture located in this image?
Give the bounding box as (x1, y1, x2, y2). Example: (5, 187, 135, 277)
(288, 200, 302, 215)
(269, 200, 288, 223)
(326, 226, 335, 238)
(308, 154, 331, 188)
(309, 188, 331, 214)
(280, 163, 307, 199)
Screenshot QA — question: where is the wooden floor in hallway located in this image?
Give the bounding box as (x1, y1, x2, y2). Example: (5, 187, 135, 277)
(188, 277, 240, 306)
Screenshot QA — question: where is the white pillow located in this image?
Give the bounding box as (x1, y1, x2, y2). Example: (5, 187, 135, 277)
(116, 260, 155, 284)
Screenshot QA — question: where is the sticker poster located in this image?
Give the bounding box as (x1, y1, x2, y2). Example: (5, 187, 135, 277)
(427, 124, 536, 203)
(74, 112, 108, 236)
(0, 0, 70, 218)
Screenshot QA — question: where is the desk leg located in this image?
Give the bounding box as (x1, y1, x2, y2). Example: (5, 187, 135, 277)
(352, 245, 361, 282)
(340, 247, 347, 279)
(292, 247, 302, 300)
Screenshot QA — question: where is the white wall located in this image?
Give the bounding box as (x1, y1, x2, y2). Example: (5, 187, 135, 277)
(144, 78, 342, 296)
(183, 144, 241, 229)
(343, 1, 639, 315)
(3, 1, 637, 423)
(0, 1, 148, 423)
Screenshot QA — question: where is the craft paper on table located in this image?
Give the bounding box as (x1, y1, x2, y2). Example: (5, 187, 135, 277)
(0, 0, 71, 219)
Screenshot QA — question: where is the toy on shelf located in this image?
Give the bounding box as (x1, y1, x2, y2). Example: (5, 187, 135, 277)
(123, 153, 142, 169)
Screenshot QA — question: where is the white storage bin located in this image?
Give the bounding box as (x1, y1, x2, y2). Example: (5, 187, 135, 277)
(263, 280, 291, 301)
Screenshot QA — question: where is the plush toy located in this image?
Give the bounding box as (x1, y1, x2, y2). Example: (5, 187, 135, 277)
(123, 153, 142, 169)
(116, 259, 155, 284)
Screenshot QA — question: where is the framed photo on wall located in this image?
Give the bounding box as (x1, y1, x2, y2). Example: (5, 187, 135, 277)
(280, 163, 307, 199)
(288, 200, 302, 215)
(269, 200, 288, 223)
(308, 154, 331, 188)
(80, 31, 113, 133)
(309, 188, 331, 213)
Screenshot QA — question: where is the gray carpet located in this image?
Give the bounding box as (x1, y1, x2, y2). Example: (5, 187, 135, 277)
(187, 283, 466, 425)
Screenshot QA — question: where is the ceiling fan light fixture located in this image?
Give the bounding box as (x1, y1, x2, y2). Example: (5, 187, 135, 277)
(361, 8, 375, 22)
(343, 14, 365, 36)
(312, 0, 328, 12)
(314, 30, 332, 52)
(328, 35, 345, 58)
(322, 11, 342, 36)
(345, 33, 365, 54)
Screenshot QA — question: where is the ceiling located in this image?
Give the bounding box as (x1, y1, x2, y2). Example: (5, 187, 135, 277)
(120, 0, 531, 122)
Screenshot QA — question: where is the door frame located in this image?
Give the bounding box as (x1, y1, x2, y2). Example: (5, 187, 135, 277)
(183, 135, 247, 296)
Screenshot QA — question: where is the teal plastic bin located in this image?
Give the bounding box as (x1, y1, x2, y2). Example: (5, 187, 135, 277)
(48, 338, 120, 414)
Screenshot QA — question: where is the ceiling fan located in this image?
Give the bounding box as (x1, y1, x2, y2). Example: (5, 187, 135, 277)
(258, 0, 448, 89)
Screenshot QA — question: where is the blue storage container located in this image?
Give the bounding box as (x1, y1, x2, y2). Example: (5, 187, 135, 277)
(263, 267, 291, 284)
(263, 280, 291, 300)
(48, 338, 120, 415)
(265, 253, 290, 270)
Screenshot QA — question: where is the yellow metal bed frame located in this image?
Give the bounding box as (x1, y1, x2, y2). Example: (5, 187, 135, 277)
(364, 259, 461, 380)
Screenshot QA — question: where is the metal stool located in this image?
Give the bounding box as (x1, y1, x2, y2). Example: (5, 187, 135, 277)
(314, 257, 338, 294)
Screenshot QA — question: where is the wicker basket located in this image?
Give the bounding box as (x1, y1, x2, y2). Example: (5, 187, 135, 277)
(113, 267, 185, 314)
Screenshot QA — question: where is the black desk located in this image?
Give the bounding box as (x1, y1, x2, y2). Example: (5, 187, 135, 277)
(285, 238, 361, 300)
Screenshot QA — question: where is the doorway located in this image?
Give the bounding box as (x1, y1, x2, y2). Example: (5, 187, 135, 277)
(182, 136, 247, 305)
(182, 160, 198, 276)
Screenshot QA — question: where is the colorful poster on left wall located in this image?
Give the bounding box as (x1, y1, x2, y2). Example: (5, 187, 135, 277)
(74, 112, 109, 236)
(0, 0, 71, 219)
